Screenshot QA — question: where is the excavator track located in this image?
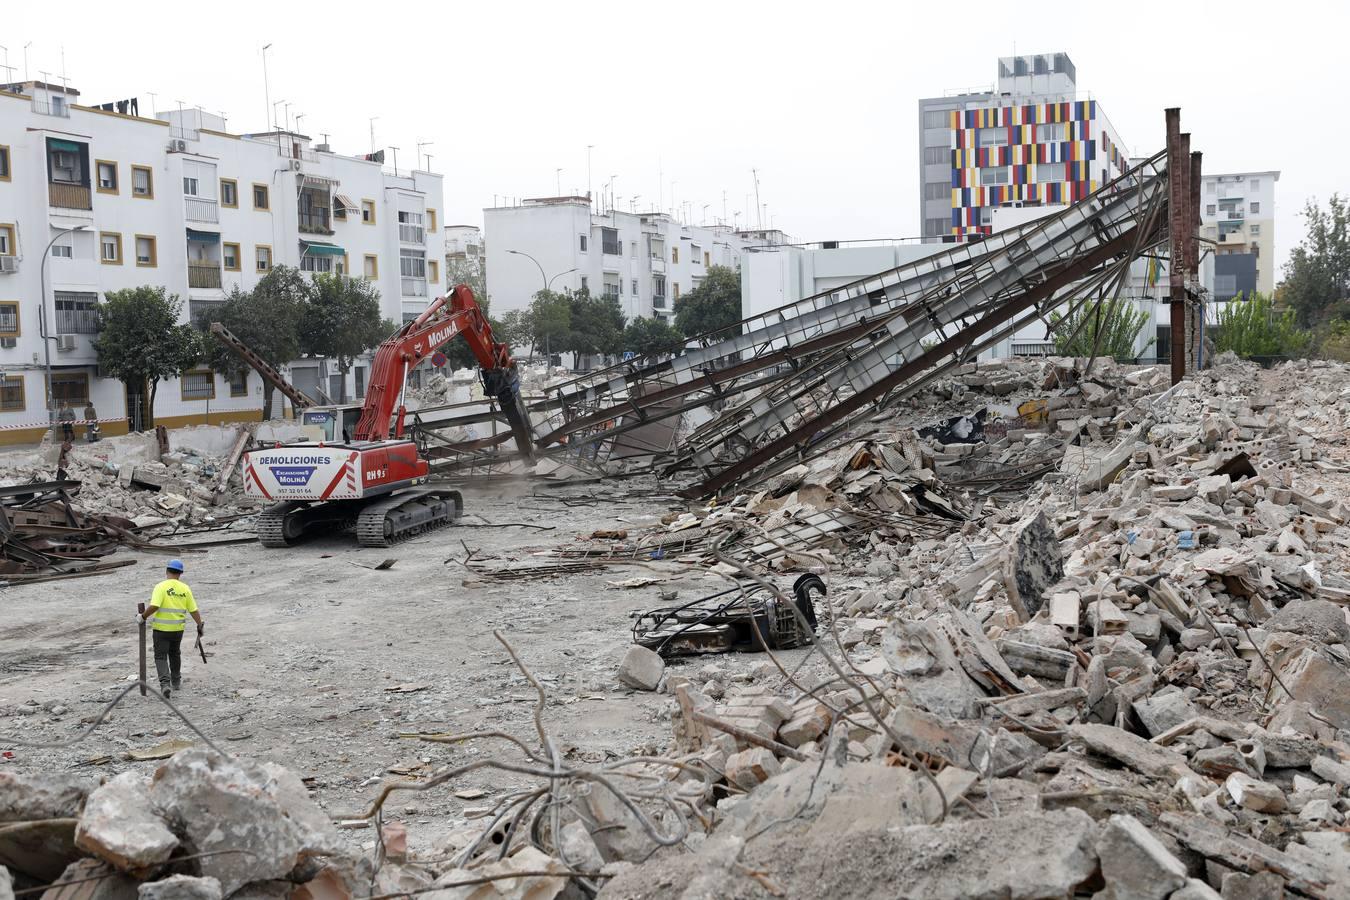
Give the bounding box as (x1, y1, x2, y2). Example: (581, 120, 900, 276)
(256, 502, 307, 548)
(355, 487, 464, 548)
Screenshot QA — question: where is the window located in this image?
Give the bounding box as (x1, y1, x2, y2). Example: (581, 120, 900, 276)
(51, 243, 72, 259)
(691, 243, 702, 264)
(300, 253, 332, 273)
(220, 179, 238, 208)
(1206, 204, 1216, 216)
(338, 254, 349, 276)
(923, 146, 950, 165)
(223, 242, 241, 271)
(0, 224, 14, 256)
(131, 165, 153, 198)
(253, 184, 269, 210)
(363, 254, 378, 279)
(1250, 201, 1260, 214)
(135, 235, 157, 267)
(924, 217, 949, 236)
(0, 375, 24, 412)
(977, 127, 1008, 147)
(48, 371, 89, 405)
(579, 234, 588, 252)
(100, 232, 123, 265)
(0, 301, 19, 337)
(255, 245, 272, 272)
(428, 259, 439, 284)
(922, 109, 950, 128)
(601, 227, 620, 255)
(361, 200, 376, 224)
(580, 276, 588, 291)
(427, 209, 437, 233)
(923, 181, 950, 200)
(1251, 224, 1261, 236)
(631, 242, 637, 259)
(183, 176, 199, 196)
(51, 150, 79, 183)
(672, 283, 681, 300)
(603, 277, 620, 301)
(631, 278, 639, 297)
(979, 167, 1009, 185)
(54, 292, 99, 334)
(398, 210, 424, 243)
(704, 250, 711, 267)
(671, 246, 679, 264)
(180, 371, 215, 401)
(229, 370, 248, 397)
(96, 160, 118, 194)
(0, 145, 10, 181)
(399, 249, 426, 278)
(1037, 165, 1062, 183)
(355, 366, 366, 399)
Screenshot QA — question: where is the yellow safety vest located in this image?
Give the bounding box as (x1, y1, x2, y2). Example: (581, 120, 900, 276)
(149, 579, 198, 632)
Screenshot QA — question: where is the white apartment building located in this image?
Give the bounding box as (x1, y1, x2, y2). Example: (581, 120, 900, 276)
(0, 80, 444, 445)
(1199, 171, 1278, 300)
(742, 240, 942, 319)
(484, 197, 781, 323)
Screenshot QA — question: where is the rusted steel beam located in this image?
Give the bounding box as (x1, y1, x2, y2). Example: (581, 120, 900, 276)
(1166, 108, 1187, 386)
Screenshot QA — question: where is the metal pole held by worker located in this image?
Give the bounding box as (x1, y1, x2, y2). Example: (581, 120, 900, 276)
(137, 601, 147, 696)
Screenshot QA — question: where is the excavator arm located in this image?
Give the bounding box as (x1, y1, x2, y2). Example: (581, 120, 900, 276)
(352, 285, 534, 457)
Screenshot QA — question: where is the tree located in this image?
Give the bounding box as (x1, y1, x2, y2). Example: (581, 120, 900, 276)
(1215, 291, 1311, 359)
(95, 286, 202, 428)
(528, 290, 571, 360)
(195, 265, 307, 416)
(1050, 297, 1152, 360)
(673, 265, 742, 337)
(623, 316, 685, 358)
(444, 254, 488, 306)
(494, 309, 533, 355)
(299, 274, 388, 402)
(1280, 196, 1350, 327)
(564, 288, 625, 358)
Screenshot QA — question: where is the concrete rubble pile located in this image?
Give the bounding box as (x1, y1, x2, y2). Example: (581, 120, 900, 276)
(594, 357, 1350, 898)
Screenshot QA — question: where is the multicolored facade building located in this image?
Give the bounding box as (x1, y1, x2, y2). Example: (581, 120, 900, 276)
(918, 53, 1131, 241)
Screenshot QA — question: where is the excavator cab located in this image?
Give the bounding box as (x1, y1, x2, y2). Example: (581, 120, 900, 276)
(300, 405, 364, 443)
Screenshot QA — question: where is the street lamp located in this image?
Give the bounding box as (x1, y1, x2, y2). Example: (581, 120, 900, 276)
(39, 224, 89, 425)
(507, 250, 577, 362)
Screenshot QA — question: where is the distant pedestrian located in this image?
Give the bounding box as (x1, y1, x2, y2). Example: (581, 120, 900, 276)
(57, 402, 75, 443)
(135, 559, 204, 698)
(83, 402, 100, 442)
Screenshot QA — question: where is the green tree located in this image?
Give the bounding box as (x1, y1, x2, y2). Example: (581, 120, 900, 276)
(444, 254, 488, 306)
(299, 274, 389, 402)
(94, 286, 202, 428)
(528, 289, 572, 359)
(494, 309, 533, 355)
(1215, 291, 1311, 359)
(1280, 196, 1350, 327)
(565, 288, 625, 358)
(195, 266, 308, 416)
(673, 265, 742, 337)
(1050, 297, 1153, 360)
(622, 316, 685, 357)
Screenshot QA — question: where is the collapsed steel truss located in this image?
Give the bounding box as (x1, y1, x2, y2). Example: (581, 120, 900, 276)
(428, 112, 1200, 497)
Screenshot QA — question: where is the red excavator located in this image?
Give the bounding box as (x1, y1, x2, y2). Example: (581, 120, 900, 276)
(241, 285, 534, 547)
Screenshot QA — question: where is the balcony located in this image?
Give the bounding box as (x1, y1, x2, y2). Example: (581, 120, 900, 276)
(299, 210, 333, 235)
(401, 277, 427, 298)
(185, 197, 219, 224)
(188, 262, 222, 289)
(650, 256, 666, 273)
(48, 182, 92, 210)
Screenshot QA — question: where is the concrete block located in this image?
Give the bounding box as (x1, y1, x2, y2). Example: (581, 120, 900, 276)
(1272, 648, 1350, 730)
(1096, 813, 1188, 900)
(137, 877, 223, 900)
(75, 772, 178, 873)
(725, 748, 781, 790)
(1132, 692, 1199, 737)
(616, 645, 664, 691)
(1225, 773, 1286, 814)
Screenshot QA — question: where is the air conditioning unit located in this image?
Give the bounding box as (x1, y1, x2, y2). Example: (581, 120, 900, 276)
(0, 256, 17, 274)
(168, 139, 187, 152)
(0, 337, 16, 349)
(56, 334, 77, 352)
(289, 160, 302, 171)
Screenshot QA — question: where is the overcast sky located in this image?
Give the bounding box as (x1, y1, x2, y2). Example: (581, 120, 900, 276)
(8, 0, 1343, 275)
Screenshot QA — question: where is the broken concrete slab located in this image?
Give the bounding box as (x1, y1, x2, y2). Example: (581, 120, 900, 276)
(725, 748, 781, 790)
(75, 772, 178, 874)
(41, 858, 139, 900)
(616, 645, 664, 691)
(1004, 511, 1063, 622)
(1133, 691, 1200, 737)
(0, 772, 94, 822)
(1224, 773, 1286, 814)
(137, 876, 223, 900)
(1096, 813, 1188, 900)
(148, 749, 341, 896)
(427, 845, 567, 900)
(1267, 599, 1350, 645)
(1267, 646, 1350, 731)
(1070, 723, 1197, 780)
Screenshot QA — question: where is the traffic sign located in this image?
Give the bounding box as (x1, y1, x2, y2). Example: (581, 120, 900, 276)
(431, 352, 448, 368)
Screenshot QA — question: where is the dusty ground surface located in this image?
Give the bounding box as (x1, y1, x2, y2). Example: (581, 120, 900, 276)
(0, 480, 795, 858)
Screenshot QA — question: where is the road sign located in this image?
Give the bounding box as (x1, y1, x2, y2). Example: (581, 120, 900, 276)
(431, 352, 447, 368)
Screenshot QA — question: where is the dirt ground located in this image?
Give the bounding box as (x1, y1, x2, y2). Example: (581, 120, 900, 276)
(0, 480, 790, 857)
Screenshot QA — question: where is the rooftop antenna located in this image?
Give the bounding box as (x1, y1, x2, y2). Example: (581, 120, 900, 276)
(59, 46, 68, 94)
(702, 203, 709, 225)
(282, 101, 291, 133)
(218, 110, 228, 131)
(0, 46, 14, 83)
(295, 113, 305, 135)
(586, 144, 594, 210)
(23, 42, 31, 83)
(261, 43, 273, 136)
(175, 99, 186, 139)
(555, 167, 562, 196)
(417, 140, 432, 171)
(722, 190, 727, 225)
(369, 117, 378, 153)
(390, 146, 399, 177)
(147, 92, 157, 118)
(752, 168, 762, 229)
(424, 153, 433, 171)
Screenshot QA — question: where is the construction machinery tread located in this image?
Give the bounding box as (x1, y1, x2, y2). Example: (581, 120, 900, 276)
(355, 487, 464, 548)
(256, 502, 306, 548)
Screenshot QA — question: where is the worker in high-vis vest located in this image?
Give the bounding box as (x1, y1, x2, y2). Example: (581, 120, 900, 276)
(135, 559, 204, 698)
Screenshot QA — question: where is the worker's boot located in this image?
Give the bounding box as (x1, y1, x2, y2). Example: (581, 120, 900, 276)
(172, 679, 182, 692)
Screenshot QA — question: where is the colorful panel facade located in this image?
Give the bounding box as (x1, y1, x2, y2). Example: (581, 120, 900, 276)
(948, 100, 1119, 238)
